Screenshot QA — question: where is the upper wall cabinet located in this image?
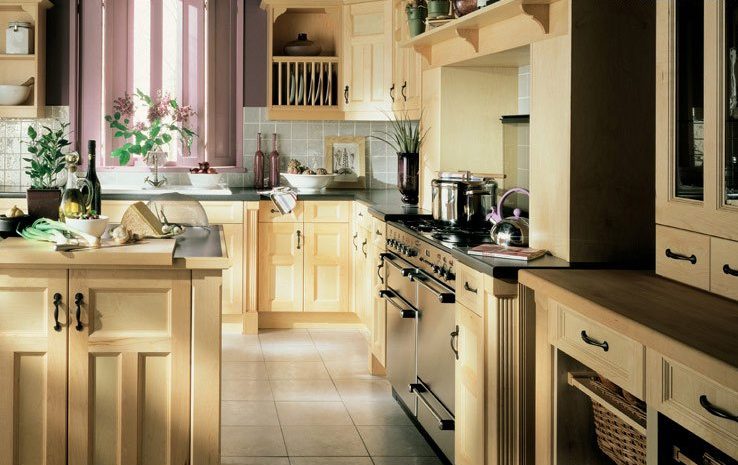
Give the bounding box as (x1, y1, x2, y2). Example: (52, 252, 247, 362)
(342, 0, 393, 120)
(655, 1, 738, 296)
(391, 0, 422, 119)
(0, 0, 51, 118)
(262, 0, 344, 120)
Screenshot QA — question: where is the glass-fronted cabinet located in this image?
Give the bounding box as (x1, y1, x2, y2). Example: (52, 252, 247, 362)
(656, 1, 738, 242)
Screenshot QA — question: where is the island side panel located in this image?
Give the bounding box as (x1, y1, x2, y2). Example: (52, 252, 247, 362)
(191, 269, 223, 465)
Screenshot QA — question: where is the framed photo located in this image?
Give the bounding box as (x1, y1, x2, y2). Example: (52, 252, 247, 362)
(324, 136, 366, 188)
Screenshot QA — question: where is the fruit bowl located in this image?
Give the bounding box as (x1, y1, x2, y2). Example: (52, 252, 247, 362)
(281, 173, 335, 193)
(188, 173, 222, 189)
(65, 215, 110, 238)
(0, 85, 31, 105)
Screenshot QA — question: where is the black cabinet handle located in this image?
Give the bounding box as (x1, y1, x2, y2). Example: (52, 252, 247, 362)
(296, 230, 302, 250)
(580, 330, 608, 352)
(352, 232, 358, 251)
(53, 293, 62, 332)
(699, 395, 738, 424)
(389, 83, 395, 102)
(723, 264, 738, 276)
(74, 293, 84, 332)
(270, 208, 279, 214)
(463, 282, 478, 294)
(377, 261, 384, 284)
(665, 248, 697, 264)
(362, 239, 368, 258)
(344, 85, 349, 104)
(401, 81, 407, 101)
(375, 229, 382, 236)
(450, 325, 459, 360)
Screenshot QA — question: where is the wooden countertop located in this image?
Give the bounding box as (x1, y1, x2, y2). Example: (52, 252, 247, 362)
(519, 269, 738, 370)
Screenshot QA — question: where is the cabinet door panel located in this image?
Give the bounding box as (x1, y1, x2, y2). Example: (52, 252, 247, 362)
(258, 223, 304, 311)
(68, 269, 191, 465)
(221, 223, 244, 315)
(304, 222, 349, 312)
(455, 303, 484, 465)
(0, 269, 67, 465)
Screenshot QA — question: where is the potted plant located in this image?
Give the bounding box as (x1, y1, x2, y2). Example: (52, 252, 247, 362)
(23, 121, 71, 220)
(105, 89, 197, 166)
(373, 110, 428, 205)
(406, 0, 428, 37)
(427, 0, 451, 19)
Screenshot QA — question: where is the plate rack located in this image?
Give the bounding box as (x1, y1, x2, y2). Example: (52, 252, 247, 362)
(271, 57, 339, 108)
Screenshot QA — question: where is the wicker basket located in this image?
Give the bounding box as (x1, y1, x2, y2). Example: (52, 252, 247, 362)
(592, 401, 647, 465)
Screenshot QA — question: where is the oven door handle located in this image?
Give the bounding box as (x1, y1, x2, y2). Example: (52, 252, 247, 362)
(379, 289, 416, 318)
(410, 270, 455, 304)
(382, 252, 415, 277)
(409, 382, 455, 431)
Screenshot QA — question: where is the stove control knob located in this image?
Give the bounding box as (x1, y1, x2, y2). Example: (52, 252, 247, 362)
(401, 245, 409, 255)
(445, 269, 456, 281)
(438, 266, 447, 278)
(432, 264, 441, 275)
(407, 248, 417, 257)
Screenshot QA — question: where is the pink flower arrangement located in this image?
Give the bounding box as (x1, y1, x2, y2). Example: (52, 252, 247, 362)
(105, 88, 197, 166)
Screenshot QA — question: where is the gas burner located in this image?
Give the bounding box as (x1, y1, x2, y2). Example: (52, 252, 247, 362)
(429, 230, 493, 246)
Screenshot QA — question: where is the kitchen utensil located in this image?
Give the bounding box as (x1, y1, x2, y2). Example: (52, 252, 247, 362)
(431, 172, 498, 227)
(0, 85, 31, 105)
(488, 187, 530, 246)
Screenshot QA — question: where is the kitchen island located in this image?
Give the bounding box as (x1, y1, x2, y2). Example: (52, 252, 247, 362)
(0, 228, 229, 465)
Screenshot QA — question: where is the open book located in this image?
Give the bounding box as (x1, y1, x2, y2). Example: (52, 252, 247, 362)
(467, 244, 547, 261)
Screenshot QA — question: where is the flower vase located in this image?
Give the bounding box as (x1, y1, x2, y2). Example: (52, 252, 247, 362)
(406, 7, 427, 37)
(397, 152, 419, 205)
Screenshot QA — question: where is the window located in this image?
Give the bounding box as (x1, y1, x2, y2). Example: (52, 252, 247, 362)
(76, 0, 243, 169)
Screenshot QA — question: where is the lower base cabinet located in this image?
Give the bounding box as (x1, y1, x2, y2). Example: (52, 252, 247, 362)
(455, 302, 485, 465)
(0, 267, 205, 465)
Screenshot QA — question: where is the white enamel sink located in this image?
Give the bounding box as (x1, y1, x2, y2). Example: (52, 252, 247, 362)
(102, 185, 232, 196)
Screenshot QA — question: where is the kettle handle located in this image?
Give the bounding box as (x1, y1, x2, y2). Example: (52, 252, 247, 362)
(488, 187, 529, 224)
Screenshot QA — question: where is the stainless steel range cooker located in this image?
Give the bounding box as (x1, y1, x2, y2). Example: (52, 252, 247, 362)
(379, 221, 476, 464)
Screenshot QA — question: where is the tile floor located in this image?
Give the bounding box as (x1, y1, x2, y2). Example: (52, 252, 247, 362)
(221, 328, 444, 465)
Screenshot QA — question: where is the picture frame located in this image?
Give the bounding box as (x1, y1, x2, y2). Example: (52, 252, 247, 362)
(324, 135, 366, 188)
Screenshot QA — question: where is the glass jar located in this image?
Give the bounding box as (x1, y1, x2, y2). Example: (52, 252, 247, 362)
(6, 21, 32, 55)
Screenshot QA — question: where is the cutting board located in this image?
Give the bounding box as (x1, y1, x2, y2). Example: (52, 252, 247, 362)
(0, 237, 176, 267)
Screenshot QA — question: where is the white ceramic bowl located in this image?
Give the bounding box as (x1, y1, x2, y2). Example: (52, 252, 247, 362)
(281, 173, 335, 193)
(188, 172, 222, 189)
(0, 85, 31, 106)
(65, 215, 110, 238)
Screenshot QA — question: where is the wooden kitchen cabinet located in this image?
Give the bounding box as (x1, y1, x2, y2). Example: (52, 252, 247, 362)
(655, 2, 738, 297)
(0, 269, 67, 465)
(369, 216, 387, 373)
(304, 222, 350, 312)
(258, 222, 304, 312)
(455, 301, 485, 465)
(68, 269, 191, 465)
(342, 0, 393, 120)
(391, 0, 422, 118)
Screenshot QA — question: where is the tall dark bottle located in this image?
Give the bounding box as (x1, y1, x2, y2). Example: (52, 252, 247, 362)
(83, 140, 102, 214)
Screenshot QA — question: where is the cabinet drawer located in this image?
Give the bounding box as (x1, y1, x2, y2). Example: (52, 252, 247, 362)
(455, 263, 483, 314)
(656, 224, 710, 290)
(372, 216, 386, 250)
(201, 201, 244, 224)
(648, 351, 738, 458)
(552, 302, 645, 399)
(711, 237, 738, 301)
(258, 201, 303, 222)
(353, 202, 371, 230)
(303, 201, 349, 222)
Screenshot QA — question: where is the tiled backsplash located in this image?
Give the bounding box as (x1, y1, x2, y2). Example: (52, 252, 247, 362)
(242, 107, 398, 189)
(0, 106, 399, 189)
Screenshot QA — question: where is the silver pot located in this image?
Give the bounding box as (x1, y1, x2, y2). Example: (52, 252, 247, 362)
(431, 173, 497, 228)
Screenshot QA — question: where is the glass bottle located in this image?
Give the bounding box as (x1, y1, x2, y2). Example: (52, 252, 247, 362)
(81, 140, 102, 214)
(59, 153, 89, 221)
(254, 133, 265, 189)
(269, 133, 280, 188)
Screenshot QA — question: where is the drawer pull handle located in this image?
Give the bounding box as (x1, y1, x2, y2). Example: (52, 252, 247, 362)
(463, 282, 478, 294)
(270, 208, 279, 214)
(53, 293, 62, 332)
(362, 239, 368, 258)
(580, 330, 609, 352)
(376, 229, 382, 236)
(74, 293, 84, 332)
(699, 395, 738, 424)
(376, 261, 384, 284)
(296, 230, 302, 250)
(353, 233, 358, 251)
(665, 248, 697, 264)
(450, 325, 459, 360)
(723, 264, 738, 277)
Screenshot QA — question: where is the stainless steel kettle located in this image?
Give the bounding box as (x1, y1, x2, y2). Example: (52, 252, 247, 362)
(431, 172, 498, 228)
(487, 187, 530, 246)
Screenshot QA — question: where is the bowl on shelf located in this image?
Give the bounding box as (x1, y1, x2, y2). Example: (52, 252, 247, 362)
(188, 172, 222, 189)
(0, 85, 31, 106)
(281, 173, 335, 193)
(65, 215, 110, 238)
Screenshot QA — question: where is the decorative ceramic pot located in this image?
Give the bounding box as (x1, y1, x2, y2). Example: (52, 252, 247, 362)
(397, 152, 420, 205)
(406, 7, 427, 37)
(428, 0, 450, 18)
(283, 33, 322, 56)
(453, 0, 477, 17)
(26, 187, 61, 221)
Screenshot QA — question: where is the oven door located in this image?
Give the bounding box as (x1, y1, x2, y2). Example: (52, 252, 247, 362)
(381, 253, 418, 413)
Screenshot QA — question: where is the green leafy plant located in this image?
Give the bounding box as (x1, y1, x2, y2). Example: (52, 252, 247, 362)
(105, 89, 197, 166)
(372, 110, 428, 154)
(23, 121, 71, 189)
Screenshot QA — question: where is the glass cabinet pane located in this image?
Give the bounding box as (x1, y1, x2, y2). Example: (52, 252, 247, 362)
(675, 1, 704, 201)
(726, 2, 738, 206)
